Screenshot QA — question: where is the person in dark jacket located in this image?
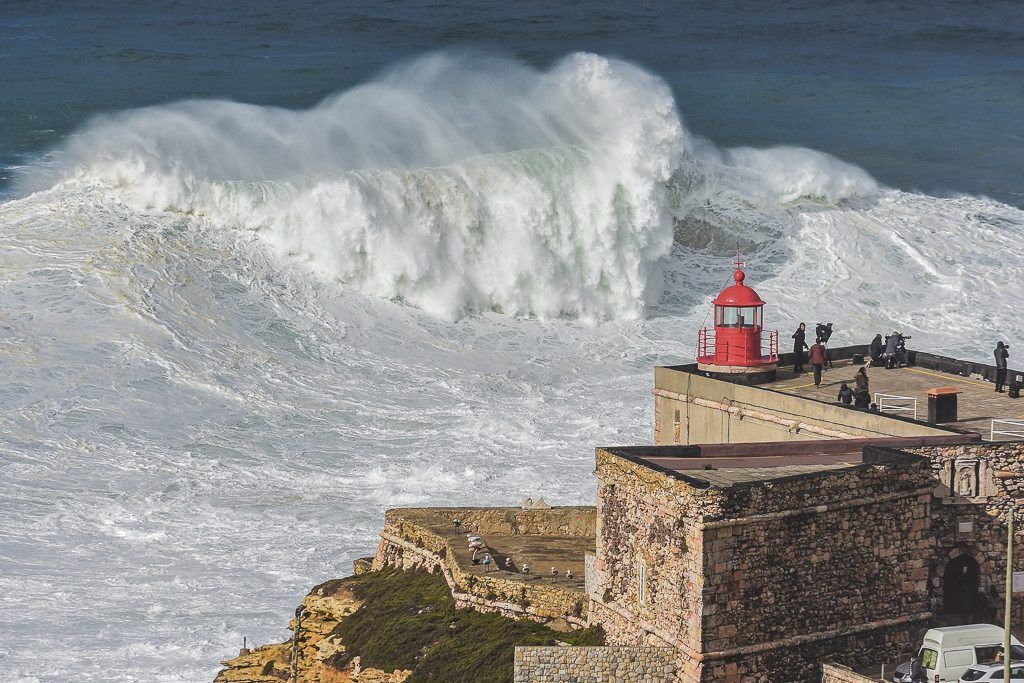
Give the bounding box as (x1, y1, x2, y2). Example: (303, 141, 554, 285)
(808, 338, 828, 387)
(995, 341, 1010, 392)
(837, 382, 854, 405)
(869, 334, 883, 365)
(792, 323, 808, 374)
(909, 656, 927, 683)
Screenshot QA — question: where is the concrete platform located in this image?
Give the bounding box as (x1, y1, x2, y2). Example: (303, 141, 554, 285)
(762, 358, 1023, 436)
(636, 455, 858, 486)
(391, 508, 592, 592)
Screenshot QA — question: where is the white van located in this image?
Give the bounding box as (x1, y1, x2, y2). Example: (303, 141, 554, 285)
(892, 625, 1024, 683)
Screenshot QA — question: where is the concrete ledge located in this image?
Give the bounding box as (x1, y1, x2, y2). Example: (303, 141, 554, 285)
(822, 662, 881, 682)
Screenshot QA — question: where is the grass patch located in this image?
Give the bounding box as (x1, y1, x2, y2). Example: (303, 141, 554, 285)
(331, 568, 604, 682)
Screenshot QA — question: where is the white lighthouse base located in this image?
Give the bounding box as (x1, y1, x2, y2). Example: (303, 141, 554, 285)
(697, 362, 778, 385)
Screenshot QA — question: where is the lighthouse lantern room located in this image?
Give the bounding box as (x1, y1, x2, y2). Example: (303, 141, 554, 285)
(697, 256, 779, 383)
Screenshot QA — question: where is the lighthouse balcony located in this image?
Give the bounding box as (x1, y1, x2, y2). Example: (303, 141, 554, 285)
(697, 327, 780, 367)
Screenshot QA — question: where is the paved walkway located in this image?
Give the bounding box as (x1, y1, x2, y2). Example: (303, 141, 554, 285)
(399, 508, 592, 592)
(764, 358, 1024, 436)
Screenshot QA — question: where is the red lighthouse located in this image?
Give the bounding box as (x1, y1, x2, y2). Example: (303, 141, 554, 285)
(697, 257, 779, 383)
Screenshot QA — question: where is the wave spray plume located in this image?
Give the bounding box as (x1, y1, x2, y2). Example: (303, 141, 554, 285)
(36, 53, 689, 320)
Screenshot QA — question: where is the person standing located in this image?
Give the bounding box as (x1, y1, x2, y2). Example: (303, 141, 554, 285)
(792, 323, 808, 374)
(869, 333, 884, 366)
(995, 341, 1010, 392)
(815, 322, 835, 368)
(808, 337, 828, 387)
(854, 366, 870, 409)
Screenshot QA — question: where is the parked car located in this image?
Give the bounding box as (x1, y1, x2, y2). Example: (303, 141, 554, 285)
(891, 624, 1024, 682)
(959, 661, 1024, 681)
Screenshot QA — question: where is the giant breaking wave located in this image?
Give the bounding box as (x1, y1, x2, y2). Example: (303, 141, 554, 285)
(25, 52, 877, 321)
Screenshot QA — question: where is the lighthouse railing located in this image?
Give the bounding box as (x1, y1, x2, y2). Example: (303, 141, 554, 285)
(697, 327, 714, 361)
(765, 330, 779, 361)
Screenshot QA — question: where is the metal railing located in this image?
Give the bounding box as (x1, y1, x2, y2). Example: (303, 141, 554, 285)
(874, 393, 918, 420)
(991, 419, 1024, 441)
(698, 328, 780, 362)
(697, 328, 714, 360)
(764, 330, 779, 361)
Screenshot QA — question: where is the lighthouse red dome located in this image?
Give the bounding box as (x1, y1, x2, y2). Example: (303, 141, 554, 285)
(713, 268, 766, 307)
(696, 258, 779, 370)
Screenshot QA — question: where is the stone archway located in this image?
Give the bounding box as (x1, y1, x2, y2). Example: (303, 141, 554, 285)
(943, 554, 981, 621)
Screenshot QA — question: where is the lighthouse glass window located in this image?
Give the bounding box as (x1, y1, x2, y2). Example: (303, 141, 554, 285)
(717, 306, 760, 328)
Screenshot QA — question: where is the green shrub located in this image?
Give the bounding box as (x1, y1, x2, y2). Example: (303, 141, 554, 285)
(331, 568, 604, 682)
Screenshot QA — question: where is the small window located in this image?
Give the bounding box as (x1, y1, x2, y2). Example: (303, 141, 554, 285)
(719, 306, 761, 328)
(960, 668, 988, 682)
(920, 648, 938, 670)
(945, 649, 973, 668)
(637, 561, 646, 604)
(673, 410, 681, 444)
(976, 645, 1001, 664)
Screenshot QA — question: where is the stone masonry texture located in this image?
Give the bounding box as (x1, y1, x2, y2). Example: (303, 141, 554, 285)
(821, 663, 879, 683)
(513, 646, 676, 682)
(592, 446, 934, 682)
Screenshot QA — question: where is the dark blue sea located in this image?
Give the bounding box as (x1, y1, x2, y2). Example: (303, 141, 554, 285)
(2, 0, 1023, 204)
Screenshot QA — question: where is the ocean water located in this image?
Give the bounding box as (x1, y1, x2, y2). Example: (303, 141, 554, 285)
(1, 3, 1023, 681)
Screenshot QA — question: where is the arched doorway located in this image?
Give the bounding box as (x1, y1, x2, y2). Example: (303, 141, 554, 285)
(943, 554, 981, 620)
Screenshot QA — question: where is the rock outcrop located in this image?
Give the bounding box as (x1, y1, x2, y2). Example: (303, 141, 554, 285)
(214, 577, 410, 683)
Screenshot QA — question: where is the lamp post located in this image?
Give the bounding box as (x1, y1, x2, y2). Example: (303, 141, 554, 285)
(291, 607, 308, 683)
(1006, 507, 1015, 683)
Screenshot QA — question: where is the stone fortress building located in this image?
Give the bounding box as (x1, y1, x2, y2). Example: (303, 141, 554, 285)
(370, 264, 1024, 682)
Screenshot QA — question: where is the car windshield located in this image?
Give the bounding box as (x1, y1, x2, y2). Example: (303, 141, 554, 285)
(960, 668, 990, 681)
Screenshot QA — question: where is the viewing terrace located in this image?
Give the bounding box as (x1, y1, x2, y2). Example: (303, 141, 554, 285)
(763, 356, 1024, 438)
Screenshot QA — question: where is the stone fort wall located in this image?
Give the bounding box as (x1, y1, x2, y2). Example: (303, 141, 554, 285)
(592, 447, 709, 680)
(513, 646, 676, 682)
(592, 446, 934, 682)
(702, 448, 934, 657)
(372, 507, 591, 627)
(910, 441, 1024, 632)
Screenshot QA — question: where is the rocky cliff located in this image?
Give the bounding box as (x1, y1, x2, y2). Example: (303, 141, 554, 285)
(215, 575, 410, 683)
(214, 568, 603, 683)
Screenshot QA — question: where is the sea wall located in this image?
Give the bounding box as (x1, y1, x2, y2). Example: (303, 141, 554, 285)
(513, 646, 675, 682)
(653, 364, 955, 446)
(372, 507, 590, 627)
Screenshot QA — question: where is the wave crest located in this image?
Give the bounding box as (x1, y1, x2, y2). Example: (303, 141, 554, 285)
(25, 51, 881, 320)
(32, 53, 684, 320)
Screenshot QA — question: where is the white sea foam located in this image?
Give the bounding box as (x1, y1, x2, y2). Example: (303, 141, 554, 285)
(28, 53, 689, 321)
(3, 52, 1024, 681)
